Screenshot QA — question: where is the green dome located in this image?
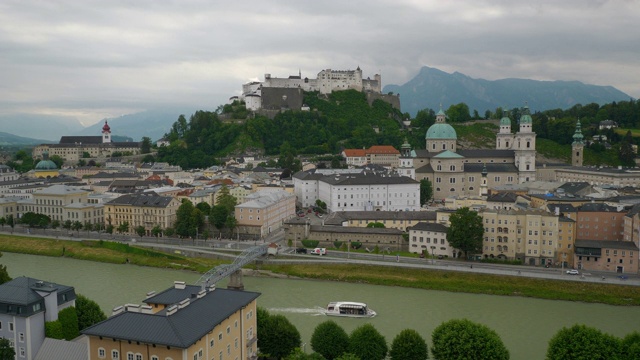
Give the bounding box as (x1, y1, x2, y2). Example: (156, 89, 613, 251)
(35, 159, 57, 170)
(425, 123, 457, 140)
(500, 116, 511, 126)
(520, 105, 533, 124)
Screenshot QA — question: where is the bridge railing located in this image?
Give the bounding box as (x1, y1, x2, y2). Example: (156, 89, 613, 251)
(196, 244, 268, 286)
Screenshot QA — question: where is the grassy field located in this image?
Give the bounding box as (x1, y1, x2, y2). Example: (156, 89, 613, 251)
(615, 128, 640, 138)
(0, 235, 220, 273)
(1, 235, 639, 306)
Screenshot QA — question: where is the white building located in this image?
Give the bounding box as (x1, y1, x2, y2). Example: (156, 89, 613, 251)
(408, 222, 455, 257)
(294, 169, 419, 212)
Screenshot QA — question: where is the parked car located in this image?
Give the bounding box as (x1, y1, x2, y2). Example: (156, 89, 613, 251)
(295, 248, 307, 254)
(566, 269, 580, 275)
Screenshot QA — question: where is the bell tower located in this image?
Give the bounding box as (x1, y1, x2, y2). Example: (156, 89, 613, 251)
(102, 121, 111, 143)
(572, 119, 584, 167)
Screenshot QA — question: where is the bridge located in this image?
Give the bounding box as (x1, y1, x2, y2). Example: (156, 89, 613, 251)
(196, 244, 269, 290)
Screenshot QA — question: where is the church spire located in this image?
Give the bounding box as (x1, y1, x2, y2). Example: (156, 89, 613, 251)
(572, 118, 584, 145)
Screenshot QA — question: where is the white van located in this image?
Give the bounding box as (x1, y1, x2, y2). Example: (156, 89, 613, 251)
(310, 248, 327, 255)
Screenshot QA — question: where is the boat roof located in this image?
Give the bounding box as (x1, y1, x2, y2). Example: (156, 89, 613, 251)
(329, 301, 367, 307)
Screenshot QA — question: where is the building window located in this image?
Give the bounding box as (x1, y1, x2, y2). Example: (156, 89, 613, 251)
(99, 348, 106, 358)
(9, 322, 13, 331)
(127, 353, 134, 360)
(219, 333, 223, 340)
(112, 350, 119, 359)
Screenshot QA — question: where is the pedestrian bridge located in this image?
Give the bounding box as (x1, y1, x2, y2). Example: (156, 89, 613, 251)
(196, 244, 268, 290)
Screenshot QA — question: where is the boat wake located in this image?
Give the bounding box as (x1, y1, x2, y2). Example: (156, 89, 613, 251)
(267, 307, 326, 316)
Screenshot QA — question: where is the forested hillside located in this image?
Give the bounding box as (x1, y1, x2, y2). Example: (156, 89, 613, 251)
(157, 92, 640, 170)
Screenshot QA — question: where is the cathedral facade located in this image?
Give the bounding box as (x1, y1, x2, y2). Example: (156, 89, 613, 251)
(407, 107, 537, 201)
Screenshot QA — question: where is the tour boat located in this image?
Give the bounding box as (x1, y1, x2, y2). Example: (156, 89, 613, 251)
(325, 301, 376, 318)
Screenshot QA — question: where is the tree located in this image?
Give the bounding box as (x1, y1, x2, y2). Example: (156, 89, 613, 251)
(135, 226, 146, 237)
(622, 331, 640, 359)
(152, 225, 163, 237)
(195, 202, 211, 214)
(216, 185, 237, 214)
(420, 178, 433, 205)
(75, 294, 107, 331)
(335, 354, 360, 360)
(0, 338, 15, 360)
(366, 222, 385, 228)
(45, 320, 64, 339)
(390, 329, 428, 360)
(5, 215, 14, 231)
(431, 319, 509, 360)
(348, 323, 388, 360)
(140, 136, 152, 154)
(0, 217, 5, 228)
(619, 130, 636, 167)
(447, 207, 484, 259)
(258, 310, 301, 359)
(210, 205, 229, 230)
(283, 348, 326, 360)
(105, 224, 114, 234)
(50, 155, 64, 168)
(51, 219, 60, 229)
(83, 222, 93, 233)
(72, 221, 83, 233)
(117, 222, 129, 234)
(311, 320, 350, 360)
(175, 200, 196, 237)
(58, 306, 79, 340)
(0, 253, 11, 285)
(546, 324, 621, 360)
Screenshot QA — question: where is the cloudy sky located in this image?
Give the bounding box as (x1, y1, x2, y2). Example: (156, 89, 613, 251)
(1, 0, 639, 126)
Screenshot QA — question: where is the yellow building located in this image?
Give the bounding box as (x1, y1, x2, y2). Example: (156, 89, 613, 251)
(18, 185, 103, 224)
(557, 216, 577, 267)
(82, 281, 260, 360)
(104, 192, 180, 236)
(235, 190, 296, 238)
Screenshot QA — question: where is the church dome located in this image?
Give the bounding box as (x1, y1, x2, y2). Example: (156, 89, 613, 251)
(500, 115, 511, 126)
(102, 120, 111, 132)
(35, 159, 58, 170)
(520, 105, 533, 124)
(425, 123, 457, 140)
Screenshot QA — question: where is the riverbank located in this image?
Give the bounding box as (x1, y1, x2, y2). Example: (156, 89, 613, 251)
(1, 234, 639, 306)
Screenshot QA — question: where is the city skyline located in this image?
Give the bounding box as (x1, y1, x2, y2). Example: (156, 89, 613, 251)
(1, 0, 638, 127)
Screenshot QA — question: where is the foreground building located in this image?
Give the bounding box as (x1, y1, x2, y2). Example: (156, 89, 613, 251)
(0, 277, 76, 359)
(83, 281, 260, 360)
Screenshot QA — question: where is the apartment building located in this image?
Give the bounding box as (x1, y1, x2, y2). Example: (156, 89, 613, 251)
(408, 222, 453, 257)
(576, 203, 628, 241)
(574, 239, 638, 274)
(18, 185, 104, 225)
(324, 211, 436, 231)
(104, 192, 180, 236)
(481, 209, 559, 266)
(0, 277, 76, 360)
(557, 216, 577, 267)
(235, 190, 296, 237)
(82, 282, 260, 360)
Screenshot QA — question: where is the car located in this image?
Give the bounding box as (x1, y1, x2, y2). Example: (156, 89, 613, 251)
(566, 269, 580, 275)
(295, 248, 307, 254)
(310, 248, 327, 255)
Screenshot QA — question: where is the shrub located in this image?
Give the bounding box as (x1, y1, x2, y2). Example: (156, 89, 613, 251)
(333, 241, 343, 249)
(351, 241, 362, 249)
(45, 321, 64, 339)
(301, 240, 319, 248)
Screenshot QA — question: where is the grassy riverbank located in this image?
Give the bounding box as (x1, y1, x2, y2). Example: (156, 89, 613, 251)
(0, 234, 220, 273)
(1, 235, 639, 306)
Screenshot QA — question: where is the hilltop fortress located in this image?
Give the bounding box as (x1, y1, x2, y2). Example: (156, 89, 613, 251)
(231, 67, 400, 113)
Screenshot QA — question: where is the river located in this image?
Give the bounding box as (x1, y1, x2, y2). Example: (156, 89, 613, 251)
(2, 252, 639, 360)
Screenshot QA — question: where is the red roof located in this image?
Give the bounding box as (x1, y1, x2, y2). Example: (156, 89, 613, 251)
(342, 149, 367, 157)
(102, 120, 111, 132)
(366, 145, 399, 155)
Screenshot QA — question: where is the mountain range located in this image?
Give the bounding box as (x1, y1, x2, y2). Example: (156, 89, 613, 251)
(383, 66, 632, 116)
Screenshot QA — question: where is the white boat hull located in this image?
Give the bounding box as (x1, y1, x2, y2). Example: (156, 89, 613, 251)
(325, 301, 376, 318)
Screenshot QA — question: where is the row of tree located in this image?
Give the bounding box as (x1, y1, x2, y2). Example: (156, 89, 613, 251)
(258, 304, 640, 360)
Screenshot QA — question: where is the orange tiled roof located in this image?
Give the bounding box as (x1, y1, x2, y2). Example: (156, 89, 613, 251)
(366, 145, 400, 155)
(342, 149, 367, 157)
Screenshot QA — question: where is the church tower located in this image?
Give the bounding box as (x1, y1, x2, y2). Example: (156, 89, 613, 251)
(398, 137, 415, 179)
(496, 109, 515, 150)
(514, 104, 536, 183)
(480, 163, 488, 198)
(102, 120, 111, 143)
(572, 119, 584, 167)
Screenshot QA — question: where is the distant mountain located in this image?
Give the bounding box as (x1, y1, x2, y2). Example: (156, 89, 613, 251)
(76, 108, 196, 142)
(0, 114, 81, 141)
(0, 131, 53, 146)
(384, 66, 632, 116)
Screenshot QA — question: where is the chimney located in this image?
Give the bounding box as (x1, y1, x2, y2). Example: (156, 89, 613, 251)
(145, 291, 156, 298)
(166, 305, 178, 316)
(125, 304, 140, 313)
(174, 281, 186, 289)
(140, 305, 153, 314)
(207, 284, 216, 292)
(111, 306, 124, 316)
(554, 207, 560, 216)
(178, 298, 190, 309)
(197, 289, 207, 299)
